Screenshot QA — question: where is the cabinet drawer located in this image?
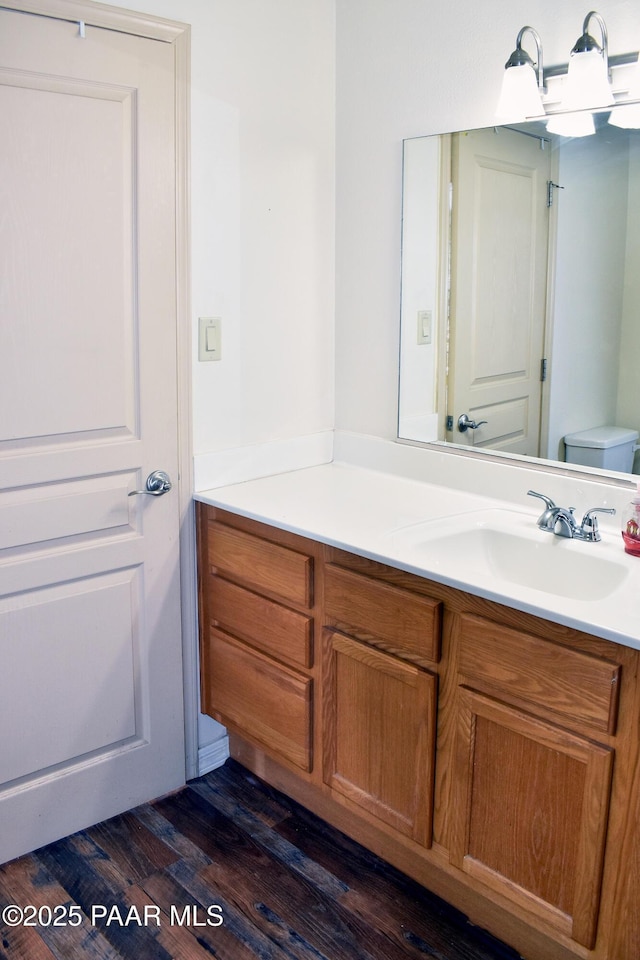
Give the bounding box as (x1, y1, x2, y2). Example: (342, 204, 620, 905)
(207, 521, 313, 608)
(457, 613, 620, 735)
(203, 629, 312, 771)
(324, 564, 441, 664)
(209, 575, 313, 669)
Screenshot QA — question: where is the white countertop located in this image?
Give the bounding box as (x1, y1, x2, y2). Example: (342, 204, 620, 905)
(196, 461, 640, 650)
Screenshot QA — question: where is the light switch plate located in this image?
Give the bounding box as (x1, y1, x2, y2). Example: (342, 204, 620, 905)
(417, 310, 432, 345)
(199, 316, 221, 361)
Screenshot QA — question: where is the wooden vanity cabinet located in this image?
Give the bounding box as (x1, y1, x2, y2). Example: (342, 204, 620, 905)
(197, 504, 640, 960)
(197, 505, 318, 773)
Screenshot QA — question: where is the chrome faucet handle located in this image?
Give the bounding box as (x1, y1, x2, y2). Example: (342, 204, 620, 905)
(527, 490, 556, 509)
(578, 506, 616, 542)
(527, 490, 562, 533)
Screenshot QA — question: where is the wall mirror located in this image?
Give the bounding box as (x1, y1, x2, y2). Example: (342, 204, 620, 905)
(398, 109, 640, 480)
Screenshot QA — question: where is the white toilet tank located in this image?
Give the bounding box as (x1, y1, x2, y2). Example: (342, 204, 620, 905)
(564, 425, 639, 473)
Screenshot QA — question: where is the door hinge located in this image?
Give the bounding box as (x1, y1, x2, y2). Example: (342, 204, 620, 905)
(547, 181, 564, 207)
(541, 358, 548, 382)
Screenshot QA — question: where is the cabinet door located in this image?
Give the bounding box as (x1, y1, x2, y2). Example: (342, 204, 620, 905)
(324, 631, 436, 846)
(451, 686, 613, 949)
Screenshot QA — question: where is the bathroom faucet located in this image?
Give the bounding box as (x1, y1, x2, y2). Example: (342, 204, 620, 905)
(527, 491, 616, 542)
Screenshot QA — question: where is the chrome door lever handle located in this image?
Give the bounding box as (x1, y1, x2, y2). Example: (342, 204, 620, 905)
(457, 413, 488, 433)
(128, 470, 172, 497)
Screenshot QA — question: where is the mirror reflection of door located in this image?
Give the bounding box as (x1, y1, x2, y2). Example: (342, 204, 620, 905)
(448, 127, 552, 455)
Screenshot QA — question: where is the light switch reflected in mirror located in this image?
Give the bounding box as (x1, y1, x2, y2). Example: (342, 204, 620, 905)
(398, 109, 640, 480)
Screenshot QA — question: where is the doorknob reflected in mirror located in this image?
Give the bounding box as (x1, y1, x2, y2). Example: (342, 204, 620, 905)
(128, 470, 172, 496)
(457, 414, 488, 433)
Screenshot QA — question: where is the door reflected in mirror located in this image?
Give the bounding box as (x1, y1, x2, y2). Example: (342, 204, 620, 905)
(398, 112, 640, 478)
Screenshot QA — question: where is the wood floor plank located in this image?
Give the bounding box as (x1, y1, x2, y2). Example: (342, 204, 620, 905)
(86, 813, 179, 883)
(191, 778, 349, 900)
(128, 803, 212, 871)
(193, 760, 296, 829)
(157, 788, 431, 960)
(195, 764, 520, 960)
(0, 923, 58, 960)
(34, 838, 174, 960)
(0, 855, 121, 960)
(0, 862, 59, 960)
(0, 759, 520, 960)
(140, 869, 266, 960)
(109, 880, 216, 960)
(272, 796, 521, 960)
(166, 860, 299, 960)
(61, 832, 137, 895)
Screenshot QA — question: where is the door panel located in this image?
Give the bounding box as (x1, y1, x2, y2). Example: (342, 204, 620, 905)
(1, 74, 136, 442)
(449, 127, 551, 455)
(1, 571, 139, 782)
(0, 5, 186, 864)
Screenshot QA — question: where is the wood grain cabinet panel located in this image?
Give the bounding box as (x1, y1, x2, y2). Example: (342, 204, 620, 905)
(450, 687, 613, 948)
(202, 629, 313, 772)
(209, 575, 313, 669)
(324, 563, 441, 664)
(207, 520, 313, 608)
(323, 630, 437, 846)
(457, 613, 620, 734)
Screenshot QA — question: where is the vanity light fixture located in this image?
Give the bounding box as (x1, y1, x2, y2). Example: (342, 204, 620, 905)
(495, 11, 640, 136)
(558, 11, 614, 112)
(545, 11, 612, 137)
(496, 26, 545, 121)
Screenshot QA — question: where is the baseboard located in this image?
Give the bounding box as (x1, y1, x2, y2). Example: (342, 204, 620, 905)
(197, 735, 230, 776)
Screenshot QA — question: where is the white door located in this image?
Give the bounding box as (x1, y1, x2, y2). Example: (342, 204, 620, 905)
(0, 5, 186, 864)
(448, 127, 551, 455)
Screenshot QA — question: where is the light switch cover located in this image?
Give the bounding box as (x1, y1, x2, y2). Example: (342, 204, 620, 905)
(199, 317, 221, 361)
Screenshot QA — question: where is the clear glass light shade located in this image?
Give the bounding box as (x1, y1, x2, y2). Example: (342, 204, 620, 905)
(496, 63, 544, 121)
(546, 110, 596, 138)
(562, 49, 614, 110)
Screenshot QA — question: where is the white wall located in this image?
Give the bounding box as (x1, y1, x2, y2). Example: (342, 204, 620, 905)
(335, 0, 640, 442)
(102, 0, 336, 464)
(398, 135, 441, 442)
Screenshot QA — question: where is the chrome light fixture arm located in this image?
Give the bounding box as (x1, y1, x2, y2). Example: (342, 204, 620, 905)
(505, 26, 545, 93)
(572, 11, 610, 79)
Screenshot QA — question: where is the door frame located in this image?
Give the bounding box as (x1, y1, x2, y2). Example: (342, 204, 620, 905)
(3, 0, 198, 779)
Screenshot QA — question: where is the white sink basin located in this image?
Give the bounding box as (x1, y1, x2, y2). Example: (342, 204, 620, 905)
(388, 509, 629, 602)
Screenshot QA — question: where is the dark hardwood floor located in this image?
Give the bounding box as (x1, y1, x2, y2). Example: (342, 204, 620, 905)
(0, 759, 523, 960)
